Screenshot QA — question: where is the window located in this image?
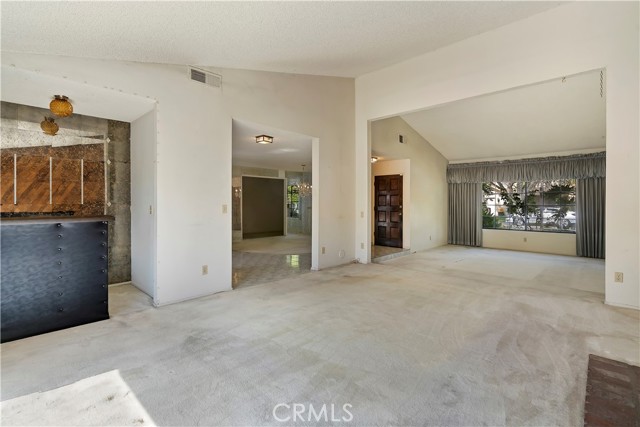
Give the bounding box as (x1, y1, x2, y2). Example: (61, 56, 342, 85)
(483, 180, 576, 233)
(287, 184, 300, 218)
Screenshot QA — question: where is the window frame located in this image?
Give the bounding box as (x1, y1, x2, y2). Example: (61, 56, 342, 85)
(482, 180, 576, 234)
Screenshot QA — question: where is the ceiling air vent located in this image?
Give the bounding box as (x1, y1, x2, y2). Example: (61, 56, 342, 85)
(188, 66, 222, 89)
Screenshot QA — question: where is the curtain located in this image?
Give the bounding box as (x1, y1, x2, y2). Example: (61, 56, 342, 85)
(576, 177, 605, 258)
(447, 152, 605, 183)
(448, 183, 482, 246)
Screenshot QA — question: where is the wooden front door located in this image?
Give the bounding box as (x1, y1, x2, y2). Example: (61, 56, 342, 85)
(374, 174, 403, 248)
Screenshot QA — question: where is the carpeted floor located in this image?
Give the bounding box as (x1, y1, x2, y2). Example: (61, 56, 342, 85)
(1, 370, 155, 426)
(1, 246, 638, 426)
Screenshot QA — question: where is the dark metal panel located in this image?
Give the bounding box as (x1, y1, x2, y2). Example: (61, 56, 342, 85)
(1, 220, 110, 343)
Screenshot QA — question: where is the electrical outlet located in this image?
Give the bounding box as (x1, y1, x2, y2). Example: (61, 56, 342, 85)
(222, 204, 228, 214)
(360, 211, 364, 218)
(614, 272, 623, 283)
(202, 265, 208, 275)
(429, 235, 432, 241)
(360, 242, 364, 249)
(338, 249, 345, 258)
(321, 246, 326, 254)
(523, 237, 527, 242)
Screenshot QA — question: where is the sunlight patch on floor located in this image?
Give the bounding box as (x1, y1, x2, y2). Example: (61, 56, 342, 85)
(1, 370, 155, 426)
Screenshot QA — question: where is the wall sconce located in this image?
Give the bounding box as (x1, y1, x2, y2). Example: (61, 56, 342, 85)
(371, 156, 379, 163)
(255, 134, 273, 144)
(49, 95, 73, 118)
(40, 117, 59, 136)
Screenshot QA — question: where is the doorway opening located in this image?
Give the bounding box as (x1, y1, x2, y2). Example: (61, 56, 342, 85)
(231, 119, 315, 288)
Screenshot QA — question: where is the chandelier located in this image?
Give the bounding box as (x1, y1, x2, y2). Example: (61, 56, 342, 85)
(298, 164, 312, 198)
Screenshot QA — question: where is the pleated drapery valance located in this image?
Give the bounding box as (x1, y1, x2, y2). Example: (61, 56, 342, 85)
(447, 152, 606, 183)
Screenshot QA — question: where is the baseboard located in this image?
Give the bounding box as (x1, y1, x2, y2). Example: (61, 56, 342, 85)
(605, 300, 640, 311)
(153, 288, 232, 307)
(130, 282, 154, 300)
(108, 281, 132, 287)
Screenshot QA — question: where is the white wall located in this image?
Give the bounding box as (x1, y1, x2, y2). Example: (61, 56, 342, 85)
(483, 230, 576, 257)
(371, 116, 449, 253)
(355, 2, 639, 309)
(2, 54, 355, 305)
(211, 67, 355, 269)
(130, 109, 157, 299)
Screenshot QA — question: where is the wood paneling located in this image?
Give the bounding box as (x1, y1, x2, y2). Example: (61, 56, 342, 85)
(83, 144, 104, 161)
(16, 156, 51, 213)
(1, 144, 105, 216)
(52, 158, 81, 206)
(1, 153, 15, 211)
(83, 161, 105, 204)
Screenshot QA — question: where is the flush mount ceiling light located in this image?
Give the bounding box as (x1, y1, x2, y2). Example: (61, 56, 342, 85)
(371, 156, 379, 163)
(255, 134, 273, 144)
(40, 117, 59, 136)
(49, 95, 73, 117)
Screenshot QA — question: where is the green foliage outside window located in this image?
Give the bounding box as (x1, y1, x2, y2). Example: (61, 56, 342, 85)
(482, 180, 576, 233)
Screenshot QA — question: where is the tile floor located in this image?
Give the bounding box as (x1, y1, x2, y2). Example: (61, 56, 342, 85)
(232, 234, 312, 289)
(232, 251, 312, 288)
(372, 245, 406, 259)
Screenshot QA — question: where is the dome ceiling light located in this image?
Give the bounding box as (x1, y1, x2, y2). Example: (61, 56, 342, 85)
(49, 95, 73, 118)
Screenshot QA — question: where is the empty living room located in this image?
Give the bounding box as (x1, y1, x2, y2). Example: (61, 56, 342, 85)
(1, 2, 638, 426)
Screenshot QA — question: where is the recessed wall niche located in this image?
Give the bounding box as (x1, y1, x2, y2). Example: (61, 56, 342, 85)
(0, 101, 131, 284)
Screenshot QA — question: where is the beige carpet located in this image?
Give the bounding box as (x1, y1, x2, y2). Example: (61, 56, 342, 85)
(1, 370, 155, 426)
(1, 246, 637, 426)
(233, 234, 311, 254)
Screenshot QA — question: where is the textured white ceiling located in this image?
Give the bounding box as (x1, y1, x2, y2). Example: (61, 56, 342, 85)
(400, 70, 606, 162)
(2, 1, 562, 77)
(233, 119, 312, 171)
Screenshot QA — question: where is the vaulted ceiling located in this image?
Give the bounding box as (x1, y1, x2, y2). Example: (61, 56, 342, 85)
(4, 1, 590, 167)
(400, 70, 606, 162)
(2, 1, 562, 78)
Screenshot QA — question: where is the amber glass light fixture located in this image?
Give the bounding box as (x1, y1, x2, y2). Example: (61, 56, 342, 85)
(255, 134, 273, 144)
(49, 95, 73, 117)
(40, 117, 59, 136)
